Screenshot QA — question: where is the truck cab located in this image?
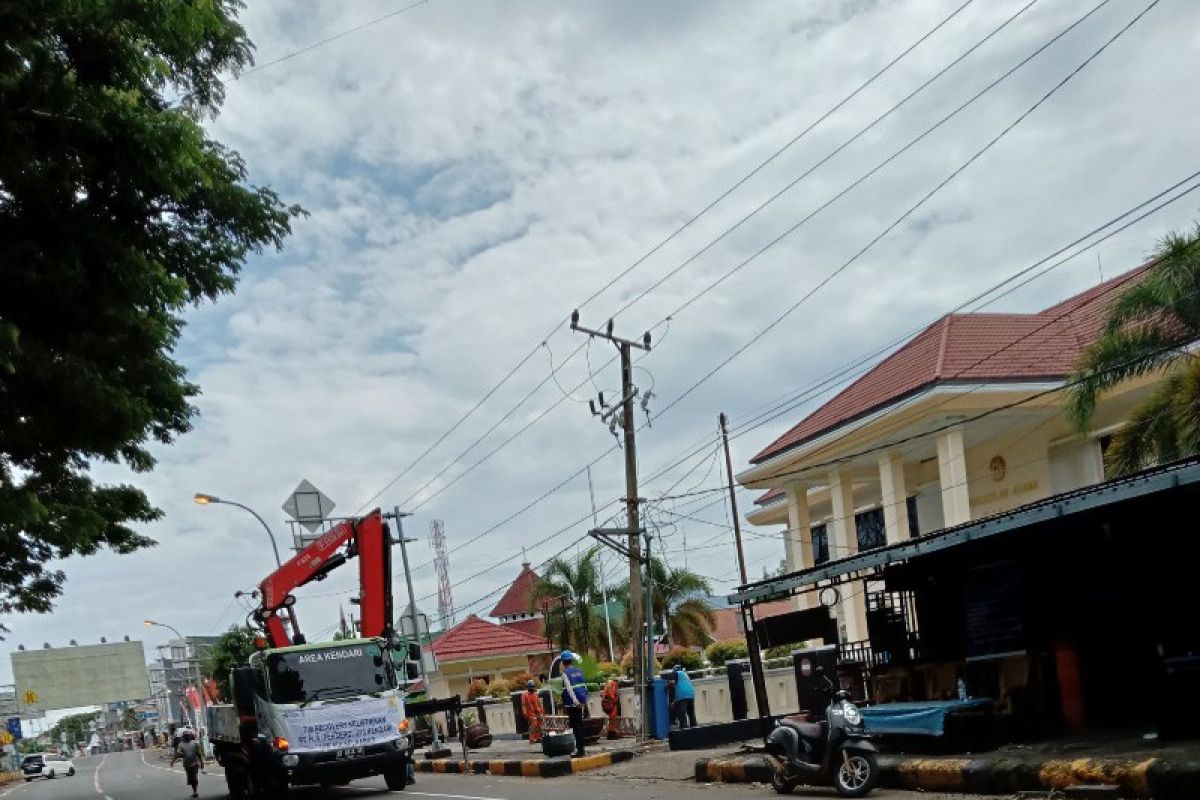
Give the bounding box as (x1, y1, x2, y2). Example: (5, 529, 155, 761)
(210, 637, 410, 797)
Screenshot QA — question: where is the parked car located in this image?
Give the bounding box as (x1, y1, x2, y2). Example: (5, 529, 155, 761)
(22, 752, 77, 781)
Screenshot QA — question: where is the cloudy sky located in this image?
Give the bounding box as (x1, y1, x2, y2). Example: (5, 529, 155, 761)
(5, 0, 1200, 690)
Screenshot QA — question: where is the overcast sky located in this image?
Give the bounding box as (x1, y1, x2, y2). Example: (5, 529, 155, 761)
(5, 0, 1200, 689)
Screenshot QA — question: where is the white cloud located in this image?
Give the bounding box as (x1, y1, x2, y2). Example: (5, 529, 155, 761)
(6, 0, 1200, 682)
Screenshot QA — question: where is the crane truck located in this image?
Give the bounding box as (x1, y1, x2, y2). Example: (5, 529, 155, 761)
(206, 509, 412, 797)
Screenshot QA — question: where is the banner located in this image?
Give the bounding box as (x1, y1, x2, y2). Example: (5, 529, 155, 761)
(279, 695, 403, 754)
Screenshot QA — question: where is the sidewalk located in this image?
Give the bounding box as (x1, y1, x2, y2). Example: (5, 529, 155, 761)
(689, 733, 1200, 799)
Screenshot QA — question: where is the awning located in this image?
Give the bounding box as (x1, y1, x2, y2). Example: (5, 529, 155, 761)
(728, 457, 1200, 606)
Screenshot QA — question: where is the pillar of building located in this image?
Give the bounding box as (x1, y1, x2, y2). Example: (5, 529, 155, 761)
(783, 482, 813, 611)
(828, 470, 868, 642)
(878, 451, 911, 544)
(936, 427, 971, 526)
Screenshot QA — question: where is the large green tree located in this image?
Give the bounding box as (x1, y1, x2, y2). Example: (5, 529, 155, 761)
(0, 2, 301, 612)
(614, 556, 716, 648)
(530, 547, 609, 657)
(1067, 222, 1200, 475)
(203, 625, 256, 701)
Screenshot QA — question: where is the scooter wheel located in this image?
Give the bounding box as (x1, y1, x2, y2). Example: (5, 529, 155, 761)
(771, 769, 798, 795)
(834, 751, 877, 798)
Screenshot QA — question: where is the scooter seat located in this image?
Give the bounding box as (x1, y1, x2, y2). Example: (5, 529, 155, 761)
(780, 718, 826, 740)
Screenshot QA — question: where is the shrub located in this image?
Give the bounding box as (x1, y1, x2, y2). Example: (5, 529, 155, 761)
(594, 661, 621, 681)
(511, 672, 536, 688)
(660, 646, 704, 672)
(486, 679, 512, 699)
(618, 652, 660, 675)
(764, 643, 804, 660)
(706, 639, 749, 667)
(466, 679, 489, 700)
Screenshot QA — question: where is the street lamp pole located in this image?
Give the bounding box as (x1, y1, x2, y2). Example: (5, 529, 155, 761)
(193, 493, 282, 567)
(144, 621, 206, 748)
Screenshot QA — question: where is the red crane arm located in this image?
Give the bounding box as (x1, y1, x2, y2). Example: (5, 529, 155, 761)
(257, 509, 393, 647)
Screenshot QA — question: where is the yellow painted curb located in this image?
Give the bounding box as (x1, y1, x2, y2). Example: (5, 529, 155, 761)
(1039, 757, 1157, 795)
(901, 757, 969, 791)
(520, 760, 541, 778)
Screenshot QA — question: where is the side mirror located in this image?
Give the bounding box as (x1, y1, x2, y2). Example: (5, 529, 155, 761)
(232, 667, 258, 715)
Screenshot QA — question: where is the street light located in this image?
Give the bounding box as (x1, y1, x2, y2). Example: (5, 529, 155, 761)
(193, 492, 283, 567)
(144, 621, 206, 743)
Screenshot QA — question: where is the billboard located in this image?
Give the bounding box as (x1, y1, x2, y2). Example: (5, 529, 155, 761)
(11, 641, 150, 712)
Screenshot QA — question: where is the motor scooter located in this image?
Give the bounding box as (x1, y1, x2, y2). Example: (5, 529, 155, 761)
(765, 667, 878, 797)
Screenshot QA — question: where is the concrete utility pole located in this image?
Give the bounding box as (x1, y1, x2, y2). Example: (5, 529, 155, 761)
(720, 413, 771, 734)
(571, 311, 652, 733)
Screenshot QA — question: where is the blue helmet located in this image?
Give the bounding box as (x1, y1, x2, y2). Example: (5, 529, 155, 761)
(560, 650, 576, 663)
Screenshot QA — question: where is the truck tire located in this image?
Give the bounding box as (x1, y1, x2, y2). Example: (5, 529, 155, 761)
(224, 767, 249, 797)
(384, 765, 407, 791)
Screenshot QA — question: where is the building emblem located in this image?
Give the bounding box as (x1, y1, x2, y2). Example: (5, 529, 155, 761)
(989, 456, 1007, 482)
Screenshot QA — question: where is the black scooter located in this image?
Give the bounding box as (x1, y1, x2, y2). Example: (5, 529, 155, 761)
(765, 667, 878, 797)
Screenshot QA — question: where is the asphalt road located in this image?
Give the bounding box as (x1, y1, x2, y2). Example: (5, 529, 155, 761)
(0, 750, 989, 800)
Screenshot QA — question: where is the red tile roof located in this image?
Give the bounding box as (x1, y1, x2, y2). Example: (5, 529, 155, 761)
(500, 617, 546, 639)
(489, 563, 540, 618)
(710, 601, 793, 642)
(429, 614, 554, 662)
(751, 265, 1150, 465)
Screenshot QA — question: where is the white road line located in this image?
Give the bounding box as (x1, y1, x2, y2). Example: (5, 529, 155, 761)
(344, 789, 507, 800)
(0, 778, 28, 797)
(93, 755, 107, 795)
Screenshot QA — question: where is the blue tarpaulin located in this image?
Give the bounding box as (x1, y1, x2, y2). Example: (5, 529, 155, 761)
(859, 699, 993, 737)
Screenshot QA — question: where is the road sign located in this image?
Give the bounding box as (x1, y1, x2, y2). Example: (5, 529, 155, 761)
(0, 732, 11, 746)
(281, 479, 336, 533)
(5, 717, 21, 741)
(20, 690, 37, 706)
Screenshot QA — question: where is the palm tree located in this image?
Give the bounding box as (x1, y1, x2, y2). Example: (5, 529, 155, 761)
(529, 546, 607, 657)
(614, 557, 717, 648)
(1067, 221, 1200, 475)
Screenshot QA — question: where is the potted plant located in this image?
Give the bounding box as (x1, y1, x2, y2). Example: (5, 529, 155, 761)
(461, 711, 492, 750)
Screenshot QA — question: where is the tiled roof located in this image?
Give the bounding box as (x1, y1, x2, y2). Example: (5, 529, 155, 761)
(500, 617, 546, 639)
(710, 600, 794, 642)
(429, 614, 554, 662)
(489, 563, 540, 618)
(751, 265, 1150, 464)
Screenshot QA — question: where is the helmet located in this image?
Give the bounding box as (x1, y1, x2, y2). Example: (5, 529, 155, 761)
(560, 650, 576, 663)
(526, 680, 536, 689)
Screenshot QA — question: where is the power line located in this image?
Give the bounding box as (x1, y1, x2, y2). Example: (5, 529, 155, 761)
(653, 0, 1158, 424)
(239, 0, 431, 78)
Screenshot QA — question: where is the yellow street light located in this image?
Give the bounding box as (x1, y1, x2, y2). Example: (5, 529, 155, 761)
(193, 493, 219, 505)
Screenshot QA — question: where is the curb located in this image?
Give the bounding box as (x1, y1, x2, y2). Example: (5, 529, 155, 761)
(416, 749, 635, 779)
(695, 754, 1200, 798)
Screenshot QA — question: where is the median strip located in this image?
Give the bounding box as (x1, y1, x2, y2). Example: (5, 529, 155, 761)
(414, 749, 634, 779)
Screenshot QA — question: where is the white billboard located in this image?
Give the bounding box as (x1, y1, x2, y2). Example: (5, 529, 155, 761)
(11, 641, 150, 712)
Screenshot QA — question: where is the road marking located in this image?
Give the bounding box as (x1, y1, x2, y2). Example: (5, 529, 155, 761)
(93, 755, 107, 795)
(343, 789, 507, 800)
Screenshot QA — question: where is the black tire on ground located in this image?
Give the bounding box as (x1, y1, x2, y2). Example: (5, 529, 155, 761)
(225, 767, 249, 797)
(770, 769, 798, 795)
(834, 751, 877, 798)
(384, 765, 407, 791)
(68, 768, 76, 777)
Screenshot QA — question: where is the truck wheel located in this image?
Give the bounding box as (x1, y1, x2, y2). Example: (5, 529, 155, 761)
(224, 767, 249, 797)
(384, 765, 407, 791)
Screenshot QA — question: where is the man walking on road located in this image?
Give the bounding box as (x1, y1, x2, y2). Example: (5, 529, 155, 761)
(171, 730, 204, 798)
(559, 651, 588, 758)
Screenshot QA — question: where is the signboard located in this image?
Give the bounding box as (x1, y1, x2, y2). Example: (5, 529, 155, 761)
(5, 717, 21, 741)
(964, 561, 1026, 660)
(279, 695, 403, 754)
(11, 641, 150, 712)
(282, 479, 336, 534)
(0, 685, 44, 720)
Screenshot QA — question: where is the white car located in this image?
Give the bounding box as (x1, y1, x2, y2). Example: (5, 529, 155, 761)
(21, 752, 77, 781)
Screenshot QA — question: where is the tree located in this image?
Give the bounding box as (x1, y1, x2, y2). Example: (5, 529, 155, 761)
(530, 547, 607, 657)
(49, 711, 98, 750)
(121, 706, 139, 731)
(203, 625, 257, 700)
(614, 557, 717, 648)
(0, 1, 302, 613)
(1067, 222, 1200, 475)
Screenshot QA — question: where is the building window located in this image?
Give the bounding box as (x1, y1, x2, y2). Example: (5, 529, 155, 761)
(907, 496, 920, 537)
(855, 507, 886, 551)
(812, 524, 829, 565)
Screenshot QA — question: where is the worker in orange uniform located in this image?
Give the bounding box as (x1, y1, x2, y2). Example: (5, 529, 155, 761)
(601, 678, 622, 739)
(522, 680, 545, 743)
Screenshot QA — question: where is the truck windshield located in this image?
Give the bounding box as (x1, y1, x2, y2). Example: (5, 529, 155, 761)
(266, 643, 395, 704)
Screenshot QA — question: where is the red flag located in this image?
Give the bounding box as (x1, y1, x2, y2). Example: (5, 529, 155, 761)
(185, 685, 201, 711)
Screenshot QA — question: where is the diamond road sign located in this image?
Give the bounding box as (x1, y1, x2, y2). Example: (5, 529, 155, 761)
(281, 479, 336, 533)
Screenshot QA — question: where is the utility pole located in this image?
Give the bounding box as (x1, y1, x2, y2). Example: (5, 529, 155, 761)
(571, 311, 652, 733)
(720, 412, 772, 735)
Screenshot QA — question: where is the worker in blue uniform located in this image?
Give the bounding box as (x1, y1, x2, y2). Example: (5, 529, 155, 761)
(559, 651, 589, 757)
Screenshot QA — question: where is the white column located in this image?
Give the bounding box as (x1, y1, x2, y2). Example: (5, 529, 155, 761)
(783, 482, 813, 611)
(878, 451, 911, 545)
(936, 427, 971, 526)
(828, 470, 868, 643)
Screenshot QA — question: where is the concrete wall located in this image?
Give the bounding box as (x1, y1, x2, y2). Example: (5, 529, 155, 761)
(692, 667, 799, 725)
